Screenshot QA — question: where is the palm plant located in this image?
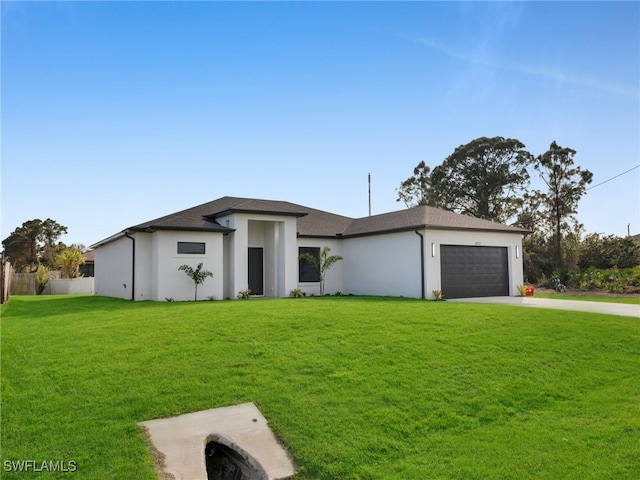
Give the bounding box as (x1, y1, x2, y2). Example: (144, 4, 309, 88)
(299, 246, 343, 296)
(178, 262, 213, 301)
(55, 248, 84, 279)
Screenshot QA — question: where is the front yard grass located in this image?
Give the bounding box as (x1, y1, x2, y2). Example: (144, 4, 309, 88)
(2, 295, 639, 479)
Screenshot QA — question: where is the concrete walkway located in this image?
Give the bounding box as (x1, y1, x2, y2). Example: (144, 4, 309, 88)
(450, 296, 640, 317)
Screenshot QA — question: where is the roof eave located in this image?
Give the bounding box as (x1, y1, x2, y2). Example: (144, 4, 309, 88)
(89, 231, 127, 249)
(210, 209, 308, 219)
(128, 225, 235, 234)
(423, 225, 531, 235)
(91, 225, 234, 248)
(339, 224, 530, 239)
(297, 233, 346, 239)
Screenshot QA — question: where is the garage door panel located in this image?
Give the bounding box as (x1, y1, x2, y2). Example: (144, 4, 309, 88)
(441, 245, 509, 299)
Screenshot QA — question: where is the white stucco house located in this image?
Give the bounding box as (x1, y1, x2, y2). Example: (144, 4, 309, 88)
(90, 196, 528, 301)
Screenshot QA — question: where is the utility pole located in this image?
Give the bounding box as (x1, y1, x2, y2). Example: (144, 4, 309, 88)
(368, 173, 371, 216)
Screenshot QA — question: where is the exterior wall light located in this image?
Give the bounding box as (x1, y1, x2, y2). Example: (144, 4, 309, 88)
(431, 243, 436, 257)
(516, 245, 520, 259)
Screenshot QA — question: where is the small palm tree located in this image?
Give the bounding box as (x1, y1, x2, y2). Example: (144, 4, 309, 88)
(178, 262, 213, 301)
(299, 246, 343, 296)
(55, 248, 85, 279)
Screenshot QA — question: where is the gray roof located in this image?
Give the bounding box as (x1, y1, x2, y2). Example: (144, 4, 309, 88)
(128, 197, 308, 233)
(343, 205, 529, 237)
(128, 196, 355, 237)
(94, 196, 528, 246)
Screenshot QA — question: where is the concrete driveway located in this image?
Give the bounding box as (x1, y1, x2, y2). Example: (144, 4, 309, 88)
(450, 296, 640, 317)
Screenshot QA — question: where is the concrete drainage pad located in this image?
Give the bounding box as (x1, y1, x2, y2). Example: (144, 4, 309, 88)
(139, 402, 295, 480)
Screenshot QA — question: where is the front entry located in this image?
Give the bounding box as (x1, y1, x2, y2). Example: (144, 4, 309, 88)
(248, 248, 264, 296)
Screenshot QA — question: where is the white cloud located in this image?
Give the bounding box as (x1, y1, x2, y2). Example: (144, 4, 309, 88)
(411, 36, 638, 99)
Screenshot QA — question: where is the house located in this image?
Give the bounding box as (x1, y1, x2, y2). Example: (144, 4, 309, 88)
(80, 250, 95, 277)
(90, 196, 528, 301)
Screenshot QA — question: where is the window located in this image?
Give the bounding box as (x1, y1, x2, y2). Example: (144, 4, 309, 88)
(177, 242, 205, 254)
(299, 247, 320, 282)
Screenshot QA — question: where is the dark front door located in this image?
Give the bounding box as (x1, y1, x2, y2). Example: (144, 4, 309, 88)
(248, 248, 264, 296)
(440, 245, 509, 299)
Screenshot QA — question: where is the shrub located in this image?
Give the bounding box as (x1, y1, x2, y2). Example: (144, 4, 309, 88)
(36, 265, 50, 295)
(237, 289, 251, 300)
(55, 248, 84, 279)
(563, 266, 640, 293)
(579, 234, 640, 269)
(289, 288, 305, 298)
(629, 266, 640, 287)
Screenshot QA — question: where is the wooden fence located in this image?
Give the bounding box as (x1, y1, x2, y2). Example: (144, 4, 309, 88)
(11, 273, 38, 295)
(3, 266, 94, 298)
(0, 254, 11, 304)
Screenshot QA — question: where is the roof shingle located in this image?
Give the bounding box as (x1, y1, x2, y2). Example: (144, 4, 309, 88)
(112, 196, 528, 242)
(344, 205, 528, 236)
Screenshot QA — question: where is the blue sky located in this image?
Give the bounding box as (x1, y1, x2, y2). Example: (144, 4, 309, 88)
(2, 1, 638, 247)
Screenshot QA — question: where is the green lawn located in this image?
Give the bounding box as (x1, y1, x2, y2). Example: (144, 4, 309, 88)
(533, 293, 640, 305)
(2, 295, 639, 479)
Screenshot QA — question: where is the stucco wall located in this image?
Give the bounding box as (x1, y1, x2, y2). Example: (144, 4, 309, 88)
(136, 232, 153, 300)
(296, 238, 344, 296)
(342, 231, 422, 298)
(48, 277, 95, 295)
(94, 235, 133, 299)
(336, 228, 524, 299)
(219, 213, 298, 298)
(152, 231, 224, 301)
(95, 219, 524, 302)
(94, 231, 224, 301)
(424, 229, 524, 298)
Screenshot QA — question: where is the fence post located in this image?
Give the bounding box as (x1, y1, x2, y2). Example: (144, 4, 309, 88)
(1, 252, 12, 304)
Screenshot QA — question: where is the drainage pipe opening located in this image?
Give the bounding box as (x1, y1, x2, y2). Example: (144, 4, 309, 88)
(205, 440, 265, 480)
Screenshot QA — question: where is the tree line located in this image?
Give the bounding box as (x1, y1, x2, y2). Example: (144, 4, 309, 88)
(1, 218, 85, 279)
(396, 136, 639, 283)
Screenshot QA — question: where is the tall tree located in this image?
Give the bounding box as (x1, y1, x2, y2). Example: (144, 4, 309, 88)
(2, 221, 40, 271)
(428, 137, 534, 222)
(41, 219, 69, 267)
(1, 218, 67, 272)
(396, 161, 434, 208)
(514, 192, 545, 232)
(534, 141, 593, 269)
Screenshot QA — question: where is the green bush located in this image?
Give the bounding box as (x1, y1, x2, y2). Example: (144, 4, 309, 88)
(564, 266, 640, 293)
(237, 289, 251, 300)
(579, 234, 640, 269)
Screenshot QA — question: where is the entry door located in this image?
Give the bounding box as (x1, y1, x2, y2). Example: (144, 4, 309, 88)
(248, 248, 264, 295)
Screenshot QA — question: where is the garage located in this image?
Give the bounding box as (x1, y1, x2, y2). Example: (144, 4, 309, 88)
(440, 245, 509, 299)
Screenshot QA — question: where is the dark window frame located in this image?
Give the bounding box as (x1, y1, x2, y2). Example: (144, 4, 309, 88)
(177, 242, 206, 255)
(299, 247, 320, 282)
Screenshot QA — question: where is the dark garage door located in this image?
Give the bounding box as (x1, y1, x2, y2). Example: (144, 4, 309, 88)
(440, 245, 509, 299)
